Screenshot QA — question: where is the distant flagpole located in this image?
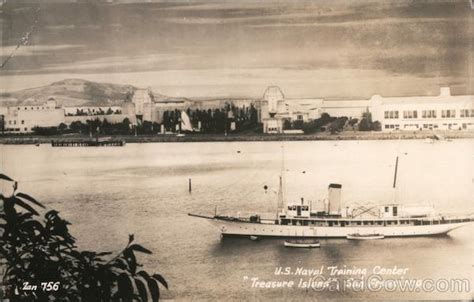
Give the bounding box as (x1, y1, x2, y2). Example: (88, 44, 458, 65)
(393, 135, 402, 203)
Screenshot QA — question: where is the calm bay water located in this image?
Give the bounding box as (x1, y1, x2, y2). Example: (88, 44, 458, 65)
(1, 139, 473, 300)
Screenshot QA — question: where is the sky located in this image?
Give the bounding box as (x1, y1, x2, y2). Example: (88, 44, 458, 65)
(0, 0, 473, 98)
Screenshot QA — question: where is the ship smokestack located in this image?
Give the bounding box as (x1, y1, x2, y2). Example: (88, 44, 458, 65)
(328, 183, 342, 215)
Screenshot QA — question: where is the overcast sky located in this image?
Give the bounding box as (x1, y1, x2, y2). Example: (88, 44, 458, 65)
(0, 0, 472, 98)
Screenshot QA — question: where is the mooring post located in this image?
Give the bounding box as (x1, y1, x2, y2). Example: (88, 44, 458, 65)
(189, 178, 192, 193)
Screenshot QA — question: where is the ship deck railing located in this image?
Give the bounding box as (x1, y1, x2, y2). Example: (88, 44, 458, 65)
(278, 216, 474, 226)
(214, 214, 473, 226)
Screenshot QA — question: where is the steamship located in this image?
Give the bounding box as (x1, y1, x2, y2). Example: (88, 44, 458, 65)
(189, 179, 474, 239)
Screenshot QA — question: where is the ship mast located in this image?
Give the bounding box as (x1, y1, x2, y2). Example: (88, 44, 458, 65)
(276, 145, 285, 219)
(277, 176, 284, 218)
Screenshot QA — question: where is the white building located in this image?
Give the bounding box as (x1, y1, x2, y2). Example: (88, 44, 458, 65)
(2, 85, 473, 134)
(260, 86, 365, 133)
(371, 87, 474, 132)
(0, 97, 134, 133)
(131, 88, 154, 122)
(2, 98, 65, 133)
(321, 99, 369, 119)
(129, 89, 199, 125)
(260, 86, 286, 133)
(281, 99, 323, 122)
(259, 86, 474, 133)
(152, 99, 189, 124)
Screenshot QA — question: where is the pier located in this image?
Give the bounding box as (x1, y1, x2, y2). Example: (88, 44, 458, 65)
(51, 140, 125, 147)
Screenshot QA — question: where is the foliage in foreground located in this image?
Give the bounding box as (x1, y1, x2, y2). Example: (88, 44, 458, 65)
(0, 173, 167, 301)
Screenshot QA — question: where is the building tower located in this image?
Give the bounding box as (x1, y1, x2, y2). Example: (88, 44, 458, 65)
(262, 86, 285, 133)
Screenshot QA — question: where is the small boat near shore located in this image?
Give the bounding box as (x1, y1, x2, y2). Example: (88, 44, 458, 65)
(284, 239, 320, 248)
(346, 233, 384, 240)
(249, 235, 259, 241)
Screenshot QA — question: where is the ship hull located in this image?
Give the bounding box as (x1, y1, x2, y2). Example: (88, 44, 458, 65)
(208, 219, 473, 238)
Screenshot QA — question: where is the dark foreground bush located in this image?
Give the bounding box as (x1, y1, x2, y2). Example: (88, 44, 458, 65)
(0, 174, 167, 301)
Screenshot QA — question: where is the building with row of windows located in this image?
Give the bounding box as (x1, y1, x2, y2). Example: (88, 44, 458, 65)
(370, 87, 474, 131)
(1, 86, 473, 134)
(0, 98, 65, 133)
(0, 88, 250, 134)
(259, 86, 474, 133)
(0, 98, 131, 133)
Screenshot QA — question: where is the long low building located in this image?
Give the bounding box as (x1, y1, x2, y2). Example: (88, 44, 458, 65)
(371, 87, 474, 131)
(259, 86, 474, 133)
(0, 98, 134, 134)
(1, 86, 473, 134)
(1, 99, 65, 133)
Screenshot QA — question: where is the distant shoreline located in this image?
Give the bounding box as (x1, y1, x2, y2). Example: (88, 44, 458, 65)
(1, 131, 474, 145)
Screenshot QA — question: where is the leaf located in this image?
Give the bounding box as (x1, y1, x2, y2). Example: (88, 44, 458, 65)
(0, 173, 14, 182)
(95, 251, 113, 257)
(18, 212, 34, 221)
(12, 196, 39, 215)
(124, 249, 137, 275)
(21, 220, 46, 237)
(16, 192, 45, 208)
(152, 274, 168, 290)
(45, 210, 60, 220)
(137, 271, 160, 302)
(130, 244, 152, 255)
(94, 252, 112, 262)
(134, 277, 148, 302)
(63, 250, 81, 259)
(117, 273, 134, 300)
(51, 219, 72, 240)
(80, 251, 96, 258)
(114, 258, 128, 270)
(3, 199, 17, 221)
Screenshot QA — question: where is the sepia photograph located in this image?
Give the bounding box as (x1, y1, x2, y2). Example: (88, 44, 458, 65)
(0, 0, 473, 301)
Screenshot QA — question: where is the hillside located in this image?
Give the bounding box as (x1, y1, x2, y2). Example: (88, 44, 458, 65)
(0, 79, 246, 108)
(0, 79, 138, 107)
